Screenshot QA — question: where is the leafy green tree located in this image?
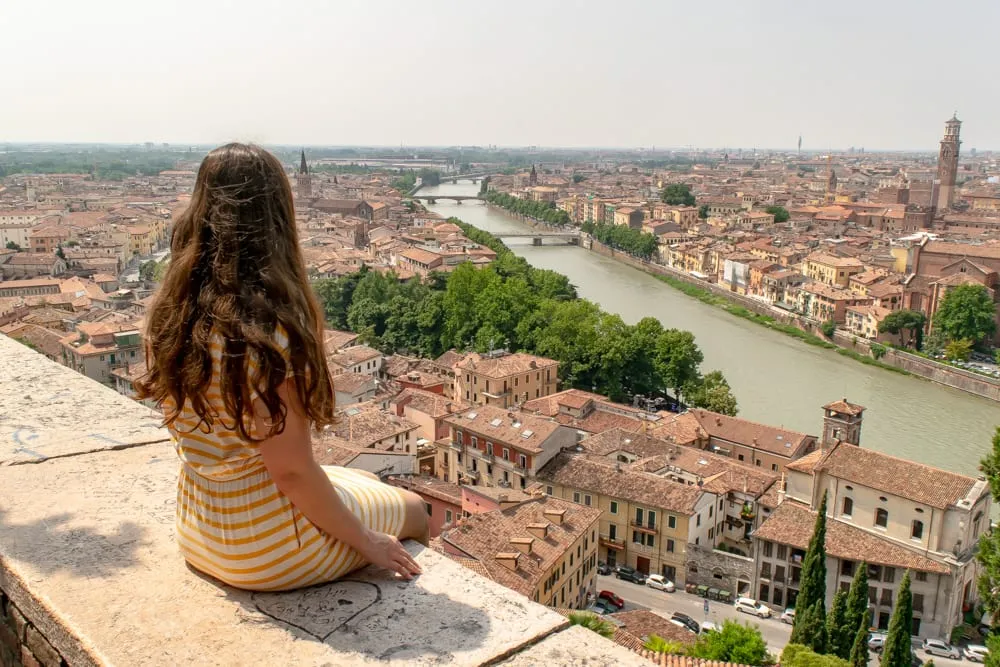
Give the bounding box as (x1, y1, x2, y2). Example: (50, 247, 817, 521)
(698, 204, 710, 219)
(923, 328, 947, 356)
(791, 491, 828, 651)
(933, 284, 997, 344)
(661, 183, 696, 206)
(849, 610, 871, 667)
(644, 634, 684, 655)
(844, 562, 869, 645)
(685, 370, 738, 416)
(882, 571, 913, 667)
(826, 590, 851, 659)
(567, 611, 615, 638)
(880, 309, 927, 349)
(5, 241, 20, 250)
(55, 244, 66, 260)
(687, 620, 771, 665)
(572, 174, 586, 183)
(766, 206, 791, 223)
(782, 643, 850, 667)
(139, 260, 159, 283)
(985, 635, 1000, 667)
(821, 320, 836, 338)
(945, 338, 973, 361)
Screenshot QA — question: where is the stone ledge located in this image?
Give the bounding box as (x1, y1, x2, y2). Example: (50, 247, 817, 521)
(0, 336, 646, 665)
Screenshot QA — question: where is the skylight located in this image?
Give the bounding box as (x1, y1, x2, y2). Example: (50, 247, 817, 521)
(521, 430, 534, 439)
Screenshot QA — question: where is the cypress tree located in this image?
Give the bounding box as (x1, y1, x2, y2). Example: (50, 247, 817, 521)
(882, 571, 913, 667)
(849, 609, 872, 667)
(791, 491, 829, 647)
(844, 561, 869, 640)
(827, 589, 851, 659)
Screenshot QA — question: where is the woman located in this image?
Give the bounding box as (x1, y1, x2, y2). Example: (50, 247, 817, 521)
(138, 143, 427, 591)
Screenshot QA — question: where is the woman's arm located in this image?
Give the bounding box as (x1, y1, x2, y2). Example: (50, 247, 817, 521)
(255, 380, 421, 579)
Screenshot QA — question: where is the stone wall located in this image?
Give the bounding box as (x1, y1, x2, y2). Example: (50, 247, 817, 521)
(684, 544, 755, 597)
(586, 237, 1000, 403)
(1, 593, 65, 667)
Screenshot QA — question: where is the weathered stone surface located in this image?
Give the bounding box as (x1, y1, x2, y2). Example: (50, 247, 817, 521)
(24, 627, 60, 667)
(0, 441, 569, 666)
(498, 625, 650, 666)
(0, 336, 169, 465)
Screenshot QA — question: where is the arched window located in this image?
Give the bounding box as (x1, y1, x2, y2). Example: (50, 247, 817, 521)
(842, 497, 854, 517)
(875, 508, 889, 528)
(911, 520, 924, 540)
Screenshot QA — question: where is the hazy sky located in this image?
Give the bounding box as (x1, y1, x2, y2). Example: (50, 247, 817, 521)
(4, 0, 997, 150)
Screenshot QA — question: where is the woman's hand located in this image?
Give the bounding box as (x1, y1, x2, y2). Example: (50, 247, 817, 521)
(358, 528, 423, 580)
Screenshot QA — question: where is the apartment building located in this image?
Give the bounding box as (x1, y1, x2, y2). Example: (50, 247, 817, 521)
(753, 441, 990, 638)
(60, 322, 144, 385)
(440, 496, 602, 610)
(453, 351, 559, 409)
(802, 252, 865, 287)
(442, 405, 577, 490)
(327, 344, 383, 377)
(680, 408, 818, 473)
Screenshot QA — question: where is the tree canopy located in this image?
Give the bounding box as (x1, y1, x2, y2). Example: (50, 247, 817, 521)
(567, 611, 615, 638)
(781, 644, 850, 667)
(766, 206, 790, 223)
(791, 491, 828, 652)
(661, 183, 696, 206)
(933, 284, 997, 344)
(484, 191, 571, 226)
(581, 220, 658, 261)
(687, 620, 772, 666)
(825, 590, 851, 660)
(882, 571, 913, 667)
(880, 309, 926, 349)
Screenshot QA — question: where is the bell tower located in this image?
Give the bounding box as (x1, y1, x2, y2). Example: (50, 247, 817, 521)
(297, 149, 313, 201)
(821, 398, 866, 447)
(935, 114, 961, 211)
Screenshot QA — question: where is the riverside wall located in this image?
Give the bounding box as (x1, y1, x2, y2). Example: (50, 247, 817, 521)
(585, 237, 1000, 403)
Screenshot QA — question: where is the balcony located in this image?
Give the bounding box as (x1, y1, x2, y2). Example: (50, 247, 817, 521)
(599, 536, 625, 551)
(449, 439, 463, 452)
(474, 448, 495, 462)
(0, 336, 650, 666)
(631, 522, 657, 535)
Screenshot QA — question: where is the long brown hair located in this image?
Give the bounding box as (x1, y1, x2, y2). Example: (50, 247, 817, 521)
(137, 143, 335, 441)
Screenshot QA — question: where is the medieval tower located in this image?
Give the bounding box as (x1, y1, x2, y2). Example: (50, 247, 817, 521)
(297, 149, 313, 200)
(935, 114, 962, 211)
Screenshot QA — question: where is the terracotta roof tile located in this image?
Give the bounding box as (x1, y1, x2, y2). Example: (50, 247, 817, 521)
(608, 609, 697, 645)
(689, 409, 813, 458)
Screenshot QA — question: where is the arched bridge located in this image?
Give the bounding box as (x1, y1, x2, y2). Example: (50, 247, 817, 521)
(439, 172, 490, 183)
(409, 195, 484, 204)
(494, 231, 580, 246)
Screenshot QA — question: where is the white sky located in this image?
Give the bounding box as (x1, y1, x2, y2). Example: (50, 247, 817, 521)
(3, 0, 997, 150)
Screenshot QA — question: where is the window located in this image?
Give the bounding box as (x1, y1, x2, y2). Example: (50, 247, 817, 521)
(776, 544, 787, 559)
(738, 454, 744, 461)
(573, 492, 580, 503)
(875, 508, 888, 528)
(883, 568, 895, 584)
(446, 510, 453, 523)
(635, 508, 644, 525)
(709, 506, 713, 518)
(913, 594, 924, 613)
(471, 436, 478, 448)
(502, 448, 510, 461)
(842, 497, 853, 517)
(610, 501, 618, 515)
(647, 510, 656, 529)
(915, 571, 927, 582)
(755, 459, 761, 467)
(666, 539, 675, 553)
(424, 503, 433, 516)
(763, 541, 773, 558)
(584, 495, 592, 507)
(911, 520, 924, 540)
(668, 515, 676, 529)
(546, 486, 553, 496)
(519, 454, 527, 468)
(708, 527, 714, 539)
(609, 524, 617, 540)
(696, 514, 701, 527)
(632, 531, 640, 544)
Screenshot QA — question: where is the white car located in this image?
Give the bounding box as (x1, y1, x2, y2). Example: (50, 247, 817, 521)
(922, 638, 960, 659)
(734, 597, 771, 618)
(700, 621, 721, 634)
(868, 633, 887, 652)
(645, 574, 676, 592)
(964, 645, 989, 662)
(779, 608, 795, 624)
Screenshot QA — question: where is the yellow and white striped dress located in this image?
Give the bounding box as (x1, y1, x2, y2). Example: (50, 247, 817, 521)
(168, 328, 406, 591)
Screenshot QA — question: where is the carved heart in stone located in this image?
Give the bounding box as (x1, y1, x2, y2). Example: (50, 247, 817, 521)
(252, 580, 381, 641)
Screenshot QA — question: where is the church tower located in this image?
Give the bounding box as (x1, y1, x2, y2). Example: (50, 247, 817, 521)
(821, 399, 866, 448)
(529, 165, 538, 186)
(935, 114, 962, 211)
(297, 149, 312, 200)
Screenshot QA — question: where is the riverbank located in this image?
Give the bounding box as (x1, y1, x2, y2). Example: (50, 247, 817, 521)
(584, 237, 1000, 403)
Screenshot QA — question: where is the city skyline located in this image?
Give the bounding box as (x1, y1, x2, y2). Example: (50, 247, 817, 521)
(3, 0, 999, 149)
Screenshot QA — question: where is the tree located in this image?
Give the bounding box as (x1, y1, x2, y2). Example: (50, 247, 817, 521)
(821, 320, 836, 338)
(6, 240, 20, 250)
(766, 206, 790, 223)
(644, 635, 684, 655)
(880, 309, 927, 349)
(791, 491, 828, 651)
(661, 183, 696, 207)
(687, 620, 771, 666)
(567, 611, 615, 639)
(826, 590, 851, 660)
(933, 284, 997, 345)
(685, 370, 739, 416)
(139, 260, 158, 283)
(698, 204, 710, 219)
(781, 644, 850, 667)
(844, 562, 870, 647)
(848, 610, 872, 667)
(945, 338, 973, 361)
(55, 244, 66, 260)
(882, 571, 913, 667)
(572, 174, 586, 183)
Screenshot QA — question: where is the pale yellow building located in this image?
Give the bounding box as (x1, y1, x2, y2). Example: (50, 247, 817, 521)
(802, 252, 865, 287)
(453, 351, 559, 408)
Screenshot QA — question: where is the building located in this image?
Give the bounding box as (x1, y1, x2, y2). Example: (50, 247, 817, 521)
(802, 253, 865, 288)
(439, 495, 602, 609)
(935, 115, 962, 211)
(753, 441, 990, 638)
(453, 351, 559, 408)
(327, 344, 383, 377)
(386, 475, 463, 538)
(442, 404, 578, 490)
(798, 282, 873, 324)
(60, 322, 144, 385)
(297, 150, 312, 200)
(682, 409, 818, 473)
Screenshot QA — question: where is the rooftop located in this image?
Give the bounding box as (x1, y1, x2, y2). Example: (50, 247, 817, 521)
(0, 334, 645, 666)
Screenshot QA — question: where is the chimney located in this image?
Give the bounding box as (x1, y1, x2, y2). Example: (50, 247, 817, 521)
(543, 509, 566, 525)
(510, 537, 534, 555)
(527, 522, 550, 539)
(496, 552, 520, 571)
(497, 493, 508, 503)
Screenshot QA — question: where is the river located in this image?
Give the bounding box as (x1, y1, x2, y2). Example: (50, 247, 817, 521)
(419, 181, 1000, 477)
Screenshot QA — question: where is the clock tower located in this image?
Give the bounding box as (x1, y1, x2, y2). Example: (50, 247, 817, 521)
(935, 114, 961, 211)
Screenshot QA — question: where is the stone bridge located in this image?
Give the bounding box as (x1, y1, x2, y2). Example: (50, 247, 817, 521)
(408, 194, 484, 204)
(495, 231, 581, 246)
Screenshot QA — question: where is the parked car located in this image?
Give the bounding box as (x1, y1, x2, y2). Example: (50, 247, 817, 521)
(615, 565, 647, 585)
(670, 612, 701, 635)
(597, 590, 624, 610)
(921, 639, 960, 659)
(868, 633, 887, 652)
(585, 602, 611, 616)
(596, 561, 612, 576)
(700, 621, 721, 634)
(964, 645, 990, 662)
(645, 574, 676, 592)
(734, 597, 771, 618)
(779, 608, 795, 625)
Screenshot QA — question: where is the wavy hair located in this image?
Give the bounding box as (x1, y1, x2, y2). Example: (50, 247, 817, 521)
(137, 143, 334, 441)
